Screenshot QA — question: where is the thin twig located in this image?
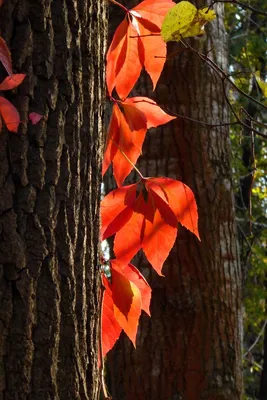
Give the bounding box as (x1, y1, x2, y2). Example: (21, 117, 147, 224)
(242, 107, 267, 131)
(180, 38, 267, 113)
(207, 0, 267, 17)
(167, 111, 239, 128)
(111, 138, 145, 179)
(244, 318, 267, 358)
(243, 356, 263, 371)
(235, 218, 267, 230)
(167, 108, 267, 139)
(130, 34, 160, 38)
(107, 0, 128, 13)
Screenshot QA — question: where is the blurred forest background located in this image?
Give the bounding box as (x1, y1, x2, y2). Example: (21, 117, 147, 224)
(225, 1, 267, 398)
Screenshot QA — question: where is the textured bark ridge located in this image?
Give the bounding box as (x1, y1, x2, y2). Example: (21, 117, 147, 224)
(106, 1, 243, 399)
(0, 1, 106, 399)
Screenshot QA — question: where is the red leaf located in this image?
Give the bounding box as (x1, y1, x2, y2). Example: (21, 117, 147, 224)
(101, 177, 199, 274)
(146, 177, 200, 240)
(114, 205, 144, 263)
(106, 0, 174, 98)
(115, 21, 143, 99)
(133, 0, 174, 14)
(0, 74, 25, 90)
(142, 207, 177, 275)
(101, 260, 151, 355)
(121, 102, 147, 135)
(103, 98, 175, 186)
(0, 37, 12, 75)
(106, 18, 128, 96)
(139, 189, 177, 275)
(0, 96, 20, 132)
(113, 260, 152, 316)
(103, 104, 147, 187)
(110, 262, 142, 345)
(29, 112, 43, 125)
(102, 104, 121, 176)
(101, 184, 136, 241)
(102, 275, 122, 358)
(138, 21, 167, 90)
(123, 96, 176, 128)
(120, 101, 147, 151)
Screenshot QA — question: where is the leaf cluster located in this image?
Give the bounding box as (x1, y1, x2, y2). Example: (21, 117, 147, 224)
(101, 0, 215, 361)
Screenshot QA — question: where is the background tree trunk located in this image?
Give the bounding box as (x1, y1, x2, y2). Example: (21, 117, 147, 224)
(106, 1, 243, 399)
(0, 1, 106, 398)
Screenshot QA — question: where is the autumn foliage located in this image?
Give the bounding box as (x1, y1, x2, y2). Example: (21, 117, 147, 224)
(0, 33, 25, 132)
(0, 3, 42, 132)
(0, 0, 203, 366)
(101, 0, 206, 359)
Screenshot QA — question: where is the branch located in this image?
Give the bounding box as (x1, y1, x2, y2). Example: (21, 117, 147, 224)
(166, 109, 267, 140)
(244, 318, 267, 358)
(177, 40, 267, 139)
(235, 218, 267, 230)
(207, 0, 267, 17)
(181, 39, 267, 113)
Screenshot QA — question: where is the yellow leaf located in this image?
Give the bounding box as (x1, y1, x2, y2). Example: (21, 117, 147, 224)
(198, 7, 216, 23)
(255, 71, 267, 98)
(161, 1, 216, 43)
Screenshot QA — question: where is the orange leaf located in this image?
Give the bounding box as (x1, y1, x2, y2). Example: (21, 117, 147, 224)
(103, 105, 146, 187)
(113, 260, 152, 316)
(114, 206, 144, 263)
(120, 102, 147, 134)
(103, 98, 175, 186)
(138, 21, 167, 90)
(110, 262, 142, 345)
(146, 177, 200, 240)
(102, 104, 121, 177)
(110, 186, 178, 274)
(0, 74, 25, 90)
(0, 96, 20, 133)
(101, 178, 199, 274)
(102, 275, 122, 358)
(142, 207, 177, 275)
(106, 18, 128, 96)
(115, 21, 143, 99)
(120, 101, 147, 151)
(132, 0, 175, 89)
(137, 189, 177, 275)
(123, 96, 176, 128)
(106, 0, 174, 98)
(0, 36, 12, 75)
(133, 0, 174, 16)
(101, 184, 136, 241)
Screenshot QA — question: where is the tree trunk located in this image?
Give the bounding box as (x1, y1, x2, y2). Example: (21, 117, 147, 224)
(106, 2, 243, 399)
(0, 1, 106, 399)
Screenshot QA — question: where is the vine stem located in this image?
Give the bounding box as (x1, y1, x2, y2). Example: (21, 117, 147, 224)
(180, 38, 267, 114)
(99, 277, 111, 399)
(107, 0, 129, 13)
(111, 138, 145, 179)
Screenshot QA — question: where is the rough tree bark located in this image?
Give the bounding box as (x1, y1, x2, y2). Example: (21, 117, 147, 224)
(0, 1, 106, 399)
(106, 1, 243, 399)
